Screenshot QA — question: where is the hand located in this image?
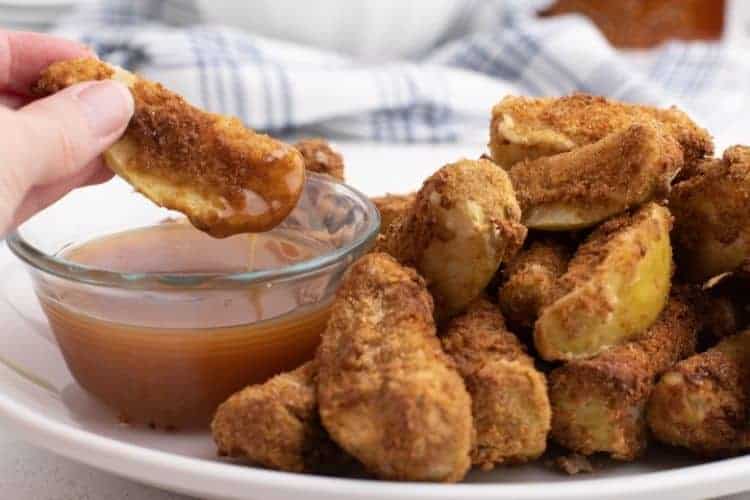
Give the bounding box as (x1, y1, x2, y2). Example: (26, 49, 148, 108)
(0, 30, 134, 236)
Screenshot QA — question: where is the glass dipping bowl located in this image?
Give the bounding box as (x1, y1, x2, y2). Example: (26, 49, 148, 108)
(7, 174, 379, 429)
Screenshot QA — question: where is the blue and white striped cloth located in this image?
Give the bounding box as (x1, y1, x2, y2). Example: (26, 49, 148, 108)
(52, 0, 750, 147)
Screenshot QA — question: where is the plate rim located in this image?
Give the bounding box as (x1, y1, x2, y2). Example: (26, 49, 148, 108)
(2, 377, 750, 500)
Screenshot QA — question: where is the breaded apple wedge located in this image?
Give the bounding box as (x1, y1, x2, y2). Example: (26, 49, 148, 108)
(34, 58, 305, 238)
(317, 253, 473, 482)
(647, 330, 750, 456)
(441, 298, 550, 469)
(534, 203, 673, 361)
(509, 124, 683, 231)
(498, 238, 572, 327)
(549, 290, 698, 460)
(376, 159, 526, 319)
(670, 145, 750, 282)
(489, 93, 712, 168)
(212, 361, 355, 474)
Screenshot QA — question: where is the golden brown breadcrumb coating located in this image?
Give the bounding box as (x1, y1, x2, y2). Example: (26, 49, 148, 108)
(211, 362, 353, 473)
(647, 330, 750, 456)
(377, 159, 526, 319)
(549, 290, 698, 460)
(489, 93, 712, 168)
(371, 192, 416, 235)
(670, 145, 750, 282)
(441, 298, 550, 469)
(295, 138, 345, 181)
(34, 58, 305, 238)
(374, 212, 417, 263)
(316, 253, 473, 482)
(498, 239, 572, 327)
(534, 203, 673, 361)
(509, 124, 683, 230)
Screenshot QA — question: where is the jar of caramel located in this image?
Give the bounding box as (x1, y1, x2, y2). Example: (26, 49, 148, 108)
(540, 0, 726, 48)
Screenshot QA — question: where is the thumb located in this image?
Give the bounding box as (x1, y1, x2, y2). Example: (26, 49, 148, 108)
(7, 80, 133, 191)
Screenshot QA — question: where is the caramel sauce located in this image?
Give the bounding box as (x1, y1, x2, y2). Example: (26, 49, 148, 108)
(42, 221, 333, 428)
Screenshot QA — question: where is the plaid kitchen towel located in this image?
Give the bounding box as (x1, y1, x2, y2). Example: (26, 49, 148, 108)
(49, 0, 748, 146)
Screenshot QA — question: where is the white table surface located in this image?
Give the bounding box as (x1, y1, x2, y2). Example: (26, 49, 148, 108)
(1, 140, 748, 500)
(0, 426, 192, 500)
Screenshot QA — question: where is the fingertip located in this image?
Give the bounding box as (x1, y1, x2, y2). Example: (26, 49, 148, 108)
(14, 79, 131, 187)
(72, 79, 134, 145)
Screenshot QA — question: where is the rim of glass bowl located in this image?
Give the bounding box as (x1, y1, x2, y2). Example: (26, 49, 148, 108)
(6, 175, 381, 290)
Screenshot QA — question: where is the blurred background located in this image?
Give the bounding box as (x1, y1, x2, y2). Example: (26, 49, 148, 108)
(3, 0, 749, 147)
(1, 3, 750, 498)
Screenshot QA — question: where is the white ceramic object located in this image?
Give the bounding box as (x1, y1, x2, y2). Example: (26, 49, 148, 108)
(189, 0, 469, 60)
(1, 143, 750, 500)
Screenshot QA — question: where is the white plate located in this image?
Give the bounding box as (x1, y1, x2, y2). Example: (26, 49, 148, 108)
(1, 142, 749, 500)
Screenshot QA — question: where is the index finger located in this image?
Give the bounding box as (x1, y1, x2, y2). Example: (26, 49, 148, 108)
(0, 30, 93, 95)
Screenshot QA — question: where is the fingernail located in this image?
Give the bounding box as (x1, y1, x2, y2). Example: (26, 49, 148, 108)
(75, 80, 134, 139)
